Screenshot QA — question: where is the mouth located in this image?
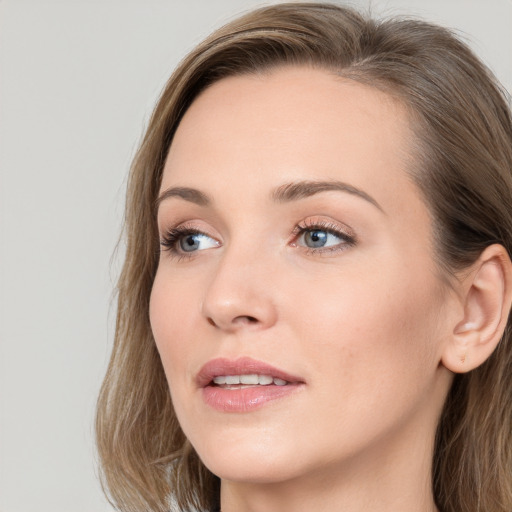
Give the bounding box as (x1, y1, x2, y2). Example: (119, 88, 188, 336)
(197, 356, 303, 388)
(212, 374, 289, 388)
(197, 357, 304, 412)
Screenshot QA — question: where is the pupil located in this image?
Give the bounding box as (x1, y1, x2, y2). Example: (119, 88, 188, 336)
(181, 234, 199, 252)
(306, 230, 327, 247)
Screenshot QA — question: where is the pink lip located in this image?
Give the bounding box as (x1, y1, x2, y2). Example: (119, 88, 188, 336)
(197, 357, 304, 413)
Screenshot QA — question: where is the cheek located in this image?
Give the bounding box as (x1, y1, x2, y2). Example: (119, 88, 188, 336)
(149, 271, 209, 439)
(149, 270, 198, 385)
(289, 260, 444, 403)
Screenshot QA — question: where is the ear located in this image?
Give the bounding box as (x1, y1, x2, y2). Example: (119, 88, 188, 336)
(441, 244, 512, 373)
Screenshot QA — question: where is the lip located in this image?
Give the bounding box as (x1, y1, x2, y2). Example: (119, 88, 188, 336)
(196, 357, 303, 387)
(197, 357, 305, 413)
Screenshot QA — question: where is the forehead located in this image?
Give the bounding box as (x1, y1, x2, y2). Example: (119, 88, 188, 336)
(162, 66, 422, 217)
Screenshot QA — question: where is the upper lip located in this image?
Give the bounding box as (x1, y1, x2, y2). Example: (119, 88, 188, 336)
(196, 357, 304, 387)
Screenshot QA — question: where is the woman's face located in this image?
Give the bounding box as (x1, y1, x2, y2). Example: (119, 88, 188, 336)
(150, 67, 455, 485)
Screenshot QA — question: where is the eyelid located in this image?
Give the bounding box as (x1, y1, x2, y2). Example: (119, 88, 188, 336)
(292, 217, 356, 238)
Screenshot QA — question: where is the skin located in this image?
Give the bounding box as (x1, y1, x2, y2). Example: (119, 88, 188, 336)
(149, 67, 463, 512)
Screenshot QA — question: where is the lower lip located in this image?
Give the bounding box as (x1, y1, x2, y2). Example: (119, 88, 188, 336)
(202, 384, 302, 412)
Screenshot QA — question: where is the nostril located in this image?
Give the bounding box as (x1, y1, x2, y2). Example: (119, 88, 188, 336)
(205, 314, 263, 329)
(234, 315, 259, 324)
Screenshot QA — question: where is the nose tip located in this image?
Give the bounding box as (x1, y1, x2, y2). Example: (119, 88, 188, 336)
(202, 296, 277, 331)
(201, 266, 278, 332)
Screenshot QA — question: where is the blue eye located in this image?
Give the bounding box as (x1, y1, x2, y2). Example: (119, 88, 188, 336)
(303, 230, 330, 248)
(161, 228, 219, 255)
(179, 232, 217, 252)
(296, 224, 355, 251)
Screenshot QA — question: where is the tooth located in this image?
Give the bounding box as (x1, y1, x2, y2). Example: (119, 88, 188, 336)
(225, 375, 240, 385)
(213, 376, 226, 385)
(258, 375, 273, 385)
(240, 374, 259, 385)
(273, 378, 287, 386)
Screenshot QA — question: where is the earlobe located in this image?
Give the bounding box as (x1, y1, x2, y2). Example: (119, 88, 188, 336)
(441, 244, 512, 374)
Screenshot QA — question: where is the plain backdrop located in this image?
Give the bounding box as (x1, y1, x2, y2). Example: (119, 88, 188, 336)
(0, 1, 510, 511)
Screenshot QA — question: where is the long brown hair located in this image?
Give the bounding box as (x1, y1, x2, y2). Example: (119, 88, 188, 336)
(96, 3, 512, 511)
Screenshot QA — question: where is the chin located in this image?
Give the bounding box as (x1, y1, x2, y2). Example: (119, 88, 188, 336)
(191, 431, 306, 484)
(203, 457, 299, 485)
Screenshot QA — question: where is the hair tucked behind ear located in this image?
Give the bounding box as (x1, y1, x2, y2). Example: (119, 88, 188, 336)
(96, 3, 512, 511)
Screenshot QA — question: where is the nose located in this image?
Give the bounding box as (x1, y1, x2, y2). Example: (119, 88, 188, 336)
(201, 247, 278, 332)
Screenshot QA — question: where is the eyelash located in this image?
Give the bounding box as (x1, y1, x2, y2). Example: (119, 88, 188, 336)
(159, 225, 212, 261)
(159, 220, 356, 260)
(292, 219, 356, 255)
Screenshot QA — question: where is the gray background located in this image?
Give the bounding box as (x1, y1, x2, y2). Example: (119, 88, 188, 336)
(1, 1, 510, 511)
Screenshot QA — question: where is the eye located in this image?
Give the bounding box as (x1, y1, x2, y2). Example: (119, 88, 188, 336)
(161, 227, 220, 256)
(292, 220, 356, 253)
(299, 229, 341, 248)
(179, 232, 218, 252)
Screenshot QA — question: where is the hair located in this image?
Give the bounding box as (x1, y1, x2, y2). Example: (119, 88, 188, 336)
(96, 3, 512, 512)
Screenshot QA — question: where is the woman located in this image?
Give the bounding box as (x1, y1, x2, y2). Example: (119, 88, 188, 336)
(96, 3, 512, 512)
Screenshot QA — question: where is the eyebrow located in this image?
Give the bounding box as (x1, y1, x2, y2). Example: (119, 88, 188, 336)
(271, 180, 384, 212)
(155, 186, 211, 208)
(156, 180, 384, 213)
